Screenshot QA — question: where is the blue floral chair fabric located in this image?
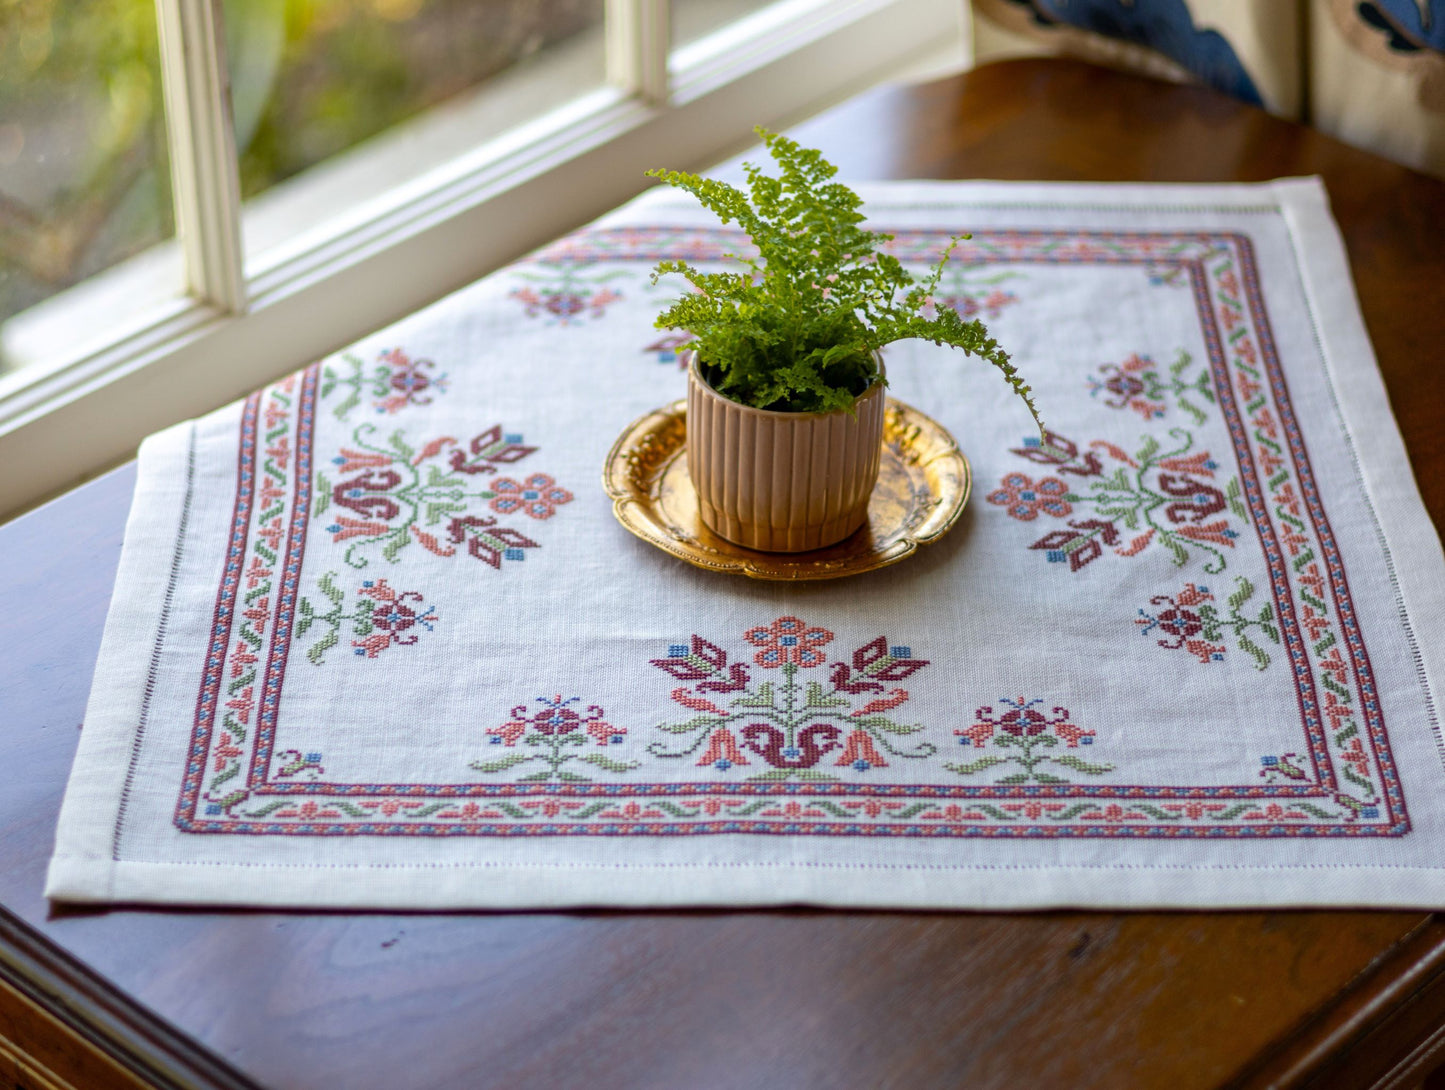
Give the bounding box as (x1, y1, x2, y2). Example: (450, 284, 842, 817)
(970, 0, 1445, 178)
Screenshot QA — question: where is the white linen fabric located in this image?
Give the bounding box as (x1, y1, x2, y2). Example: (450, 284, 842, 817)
(47, 179, 1445, 909)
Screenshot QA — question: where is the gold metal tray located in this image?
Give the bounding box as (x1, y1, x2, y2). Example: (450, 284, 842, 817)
(603, 398, 970, 580)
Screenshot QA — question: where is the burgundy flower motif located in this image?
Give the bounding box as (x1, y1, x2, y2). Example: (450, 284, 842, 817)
(546, 294, 586, 319)
(986, 472, 1072, 521)
(997, 706, 1052, 737)
(446, 515, 539, 568)
(829, 637, 928, 692)
(744, 616, 834, 668)
(375, 348, 446, 412)
(1009, 431, 1104, 477)
(970, 697, 1096, 748)
(1136, 584, 1226, 664)
(1152, 606, 1204, 640)
(1104, 372, 1146, 401)
(650, 636, 752, 691)
(490, 695, 620, 747)
(352, 579, 437, 658)
(653, 635, 725, 679)
(531, 702, 584, 736)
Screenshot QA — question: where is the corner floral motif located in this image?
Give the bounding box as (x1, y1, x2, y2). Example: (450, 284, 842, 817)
(470, 696, 640, 783)
(946, 697, 1113, 784)
(511, 265, 626, 324)
(649, 618, 932, 780)
(1087, 349, 1214, 426)
(1136, 577, 1280, 669)
(1144, 261, 1191, 288)
(313, 423, 571, 569)
(274, 750, 325, 780)
(296, 574, 438, 664)
(320, 348, 448, 420)
(989, 428, 1248, 574)
(1259, 753, 1379, 822)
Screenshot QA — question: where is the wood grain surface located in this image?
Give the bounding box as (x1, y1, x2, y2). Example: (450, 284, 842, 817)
(2, 58, 1444, 1090)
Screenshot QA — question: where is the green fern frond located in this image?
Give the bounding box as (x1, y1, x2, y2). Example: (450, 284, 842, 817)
(647, 127, 1043, 434)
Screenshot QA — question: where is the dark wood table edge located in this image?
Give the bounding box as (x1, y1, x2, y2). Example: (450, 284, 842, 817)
(0, 904, 262, 1090)
(1231, 916, 1445, 1089)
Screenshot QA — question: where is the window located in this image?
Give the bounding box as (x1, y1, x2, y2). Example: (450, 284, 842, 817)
(0, 0, 964, 519)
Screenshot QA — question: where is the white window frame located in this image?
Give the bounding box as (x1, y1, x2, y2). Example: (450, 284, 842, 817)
(0, 0, 963, 519)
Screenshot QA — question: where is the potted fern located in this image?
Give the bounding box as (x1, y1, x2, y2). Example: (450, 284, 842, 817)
(648, 128, 1043, 552)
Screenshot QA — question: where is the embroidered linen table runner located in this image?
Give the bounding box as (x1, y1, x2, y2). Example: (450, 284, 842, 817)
(48, 179, 1445, 909)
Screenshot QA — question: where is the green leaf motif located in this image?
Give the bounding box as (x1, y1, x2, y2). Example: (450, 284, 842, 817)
(1237, 632, 1270, 671)
(306, 627, 338, 666)
(319, 571, 344, 605)
(1051, 755, 1115, 775)
(1227, 576, 1254, 613)
(944, 756, 1007, 776)
(468, 757, 531, 774)
(805, 681, 850, 709)
(735, 683, 776, 708)
(580, 752, 642, 773)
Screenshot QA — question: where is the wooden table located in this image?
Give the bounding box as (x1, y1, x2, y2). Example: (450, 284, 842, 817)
(4, 58, 1445, 1090)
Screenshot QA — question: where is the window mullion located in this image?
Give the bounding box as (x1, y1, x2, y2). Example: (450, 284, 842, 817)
(605, 0, 670, 105)
(153, 0, 247, 314)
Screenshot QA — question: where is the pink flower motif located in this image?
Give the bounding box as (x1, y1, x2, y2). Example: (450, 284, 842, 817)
(332, 447, 394, 474)
(743, 615, 834, 668)
(986, 473, 1072, 521)
(489, 474, 574, 520)
(488, 720, 527, 746)
(585, 718, 625, 746)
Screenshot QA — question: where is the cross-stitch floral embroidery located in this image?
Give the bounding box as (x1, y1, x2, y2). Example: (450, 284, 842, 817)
(470, 696, 640, 782)
(1259, 754, 1379, 821)
(296, 574, 438, 664)
(489, 474, 573, 519)
(991, 429, 1248, 573)
(1136, 578, 1279, 669)
(320, 348, 448, 419)
(510, 265, 625, 324)
(650, 619, 932, 780)
(986, 473, 1071, 520)
(172, 229, 1406, 845)
(925, 266, 1022, 321)
(1087, 349, 1214, 425)
(645, 331, 696, 369)
(313, 423, 570, 569)
(947, 697, 1113, 784)
(274, 750, 325, 780)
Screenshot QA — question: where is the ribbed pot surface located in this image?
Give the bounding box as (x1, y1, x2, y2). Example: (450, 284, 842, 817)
(687, 362, 885, 552)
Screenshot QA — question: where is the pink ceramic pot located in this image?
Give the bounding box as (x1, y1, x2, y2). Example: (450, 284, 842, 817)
(686, 358, 885, 552)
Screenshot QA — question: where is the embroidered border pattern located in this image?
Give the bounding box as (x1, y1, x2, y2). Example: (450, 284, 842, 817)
(175, 228, 1405, 838)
